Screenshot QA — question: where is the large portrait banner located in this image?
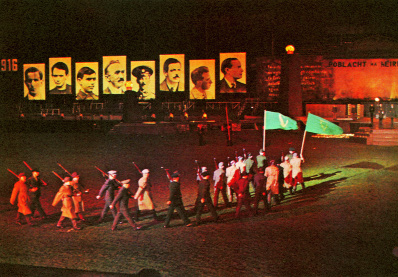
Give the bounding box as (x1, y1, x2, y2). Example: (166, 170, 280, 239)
(49, 57, 72, 95)
(23, 63, 46, 100)
(103, 56, 127, 95)
(219, 52, 246, 93)
(159, 54, 185, 92)
(130, 61, 156, 100)
(189, 59, 215, 100)
(75, 62, 99, 100)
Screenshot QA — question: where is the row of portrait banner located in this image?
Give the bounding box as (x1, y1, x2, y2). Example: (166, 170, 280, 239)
(23, 53, 247, 101)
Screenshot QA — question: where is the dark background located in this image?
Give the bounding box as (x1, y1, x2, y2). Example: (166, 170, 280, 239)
(1, 0, 398, 114)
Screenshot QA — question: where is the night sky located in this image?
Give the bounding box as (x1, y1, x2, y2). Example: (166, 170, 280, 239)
(2, 0, 398, 60)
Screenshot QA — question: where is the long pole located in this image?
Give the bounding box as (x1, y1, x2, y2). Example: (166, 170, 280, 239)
(263, 110, 267, 150)
(300, 130, 307, 158)
(226, 104, 231, 145)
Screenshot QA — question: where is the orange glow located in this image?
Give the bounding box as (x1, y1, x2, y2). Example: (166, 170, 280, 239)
(125, 80, 133, 90)
(285, 45, 295, 54)
(202, 112, 208, 119)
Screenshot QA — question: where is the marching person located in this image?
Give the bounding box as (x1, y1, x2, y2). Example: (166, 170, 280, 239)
(244, 153, 256, 196)
(134, 169, 158, 221)
(195, 171, 218, 225)
(265, 160, 280, 207)
(52, 177, 81, 230)
(96, 170, 119, 223)
(280, 156, 293, 195)
(253, 168, 268, 214)
(236, 156, 246, 174)
(244, 153, 255, 175)
(235, 172, 253, 218)
(163, 171, 192, 228)
(110, 180, 141, 231)
(256, 149, 267, 171)
(27, 169, 48, 219)
(213, 162, 230, 209)
(226, 160, 240, 203)
(71, 172, 89, 221)
(290, 153, 305, 193)
(10, 173, 33, 226)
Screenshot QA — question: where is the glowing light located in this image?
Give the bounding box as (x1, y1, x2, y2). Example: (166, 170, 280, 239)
(125, 81, 133, 90)
(375, 97, 380, 102)
(202, 112, 208, 119)
(285, 45, 295, 54)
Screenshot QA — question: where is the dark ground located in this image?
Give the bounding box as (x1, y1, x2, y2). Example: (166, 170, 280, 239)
(0, 123, 398, 276)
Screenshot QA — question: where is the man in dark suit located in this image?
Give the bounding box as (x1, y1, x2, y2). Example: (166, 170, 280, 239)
(164, 171, 192, 228)
(96, 170, 120, 223)
(109, 180, 141, 231)
(220, 58, 246, 93)
(195, 171, 218, 225)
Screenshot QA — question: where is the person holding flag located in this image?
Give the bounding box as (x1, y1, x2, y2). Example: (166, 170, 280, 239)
(290, 153, 305, 193)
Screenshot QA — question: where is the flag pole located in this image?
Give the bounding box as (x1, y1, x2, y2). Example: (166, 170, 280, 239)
(300, 130, 307, 158)
(263, 110, 266, 150)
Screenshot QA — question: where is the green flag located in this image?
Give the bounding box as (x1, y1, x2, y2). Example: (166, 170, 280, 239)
(264, 111, 298, 130)
(305, 113, 343, 135)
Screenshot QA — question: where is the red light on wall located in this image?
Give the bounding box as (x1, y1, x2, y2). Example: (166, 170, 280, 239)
(285, 45, 295, 54)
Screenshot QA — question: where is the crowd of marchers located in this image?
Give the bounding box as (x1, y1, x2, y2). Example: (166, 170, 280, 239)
(9, 147, 305, 230)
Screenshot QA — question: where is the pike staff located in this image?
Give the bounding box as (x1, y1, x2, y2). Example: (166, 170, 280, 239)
(57, 163, 72, 177)
(23, 161, 48, 186)
(132, 162, 142, 174)
(7, 168, 19, 179)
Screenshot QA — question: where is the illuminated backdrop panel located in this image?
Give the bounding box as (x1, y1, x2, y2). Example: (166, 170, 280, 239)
(23, 63, 46, 100)
(75, 62, 99, 101)
(159, 54, 185, 92)
(189, 59, 215, 100)
(49, 57, 72, 95)
(219, 52, 246, 93)
(324, 59, 398, 100)
(130, 61, 156, 100)
(103, 56, 127, 95)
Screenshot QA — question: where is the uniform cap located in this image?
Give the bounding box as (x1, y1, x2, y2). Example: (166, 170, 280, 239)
(132, 66, 153, 79)
(171, 171, 180, 178)
(71, 172, 79, 178)
(201, 171, 210, 177)
(142, 169, 150, 174)
(108, 170, 117, 175)
(218, 162, 224, 168)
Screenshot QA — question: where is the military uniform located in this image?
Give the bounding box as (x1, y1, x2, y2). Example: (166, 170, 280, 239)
(164, 173, 191, 228)
(10, 175, 33, 225)
(52, 178, 80, 229)
(97, 172, 120, 222)
(195, 174, 218, 224)
(111, 181, 139, 231)
(27, 174, 47, 218)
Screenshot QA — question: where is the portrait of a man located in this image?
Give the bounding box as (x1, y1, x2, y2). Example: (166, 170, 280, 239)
(103, 57, 126, 94)
(190, 66, 213, 100)
(132, 65, 155, 100)
(159, 55, 184, 92)
(220, 54, 246, 93)
(49, 61, 72, 94)
(76, 66, 99, 100)
(24, 65, 46, 100)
